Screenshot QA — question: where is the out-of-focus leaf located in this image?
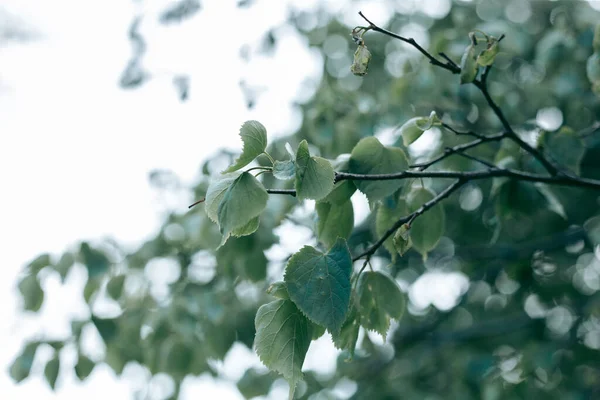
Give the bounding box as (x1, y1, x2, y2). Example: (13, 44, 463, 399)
(407, 187, 445, 257)
(80, 243, 110, 279)
(44, 355, 60, 390)
(159, 0, 201, 24)
(74, 354, 95, 381)
(9, 342, 39, 383)
(18, 274, 44, 312)
(316, 200, 354, 248)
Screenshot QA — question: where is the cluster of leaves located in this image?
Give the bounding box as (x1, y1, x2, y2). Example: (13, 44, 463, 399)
(10, 1, 600, 399)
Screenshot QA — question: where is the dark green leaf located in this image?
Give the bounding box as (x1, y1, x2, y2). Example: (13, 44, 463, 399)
(9, 342, 39, 383)
(349, 137, 409, 203)
(106, 275, 126, 300)
(74, 354, 95, 380)
(44, 355, 60, 390)
(543, 127, 585, 174)
(91, 316, 119, 344)
(284, 238, 352, 333)
(80, 243, 110, 279)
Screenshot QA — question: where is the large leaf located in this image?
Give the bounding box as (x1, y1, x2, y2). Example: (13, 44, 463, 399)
(255, 300, 312, 399)
(217, 172, 268, 240)
(356, 271, 405, 340)
(316, 200, 354, 248)
(223, 120, 268, 173)
(543, 127, 585, 174)
(407, 187, 445, 257)
(349, 137, 409, 203)
(204, 173, 241, 223)
(294, 140, 335, 200)
(284, 239, 352, 333)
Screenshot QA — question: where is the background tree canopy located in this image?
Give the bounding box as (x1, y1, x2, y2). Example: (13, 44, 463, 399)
(10, 0, 600, 399)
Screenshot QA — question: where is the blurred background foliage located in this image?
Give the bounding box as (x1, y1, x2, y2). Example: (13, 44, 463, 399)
(10, 0, 600, 399)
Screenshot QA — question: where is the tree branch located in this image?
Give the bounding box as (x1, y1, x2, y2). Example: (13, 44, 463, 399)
(352, 179, 466, 262)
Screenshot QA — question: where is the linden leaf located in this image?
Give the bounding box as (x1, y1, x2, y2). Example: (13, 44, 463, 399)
(205, 173, 241, 223)
(316, 200, 354, 248)
(460, 34, 478, 84)
(393, 223, 412, 256)
(217, 172, 268, 241)
(284, 238, 352, 333)
(375, 198, 409, 262)
(349, 137, 409, 204)
(255, 300, 312, 399)
(407, 187, 445, 257)
(294, 140, 335, 200)
(399, 111, 440, 147)
(356, 271, 405, 340)
(223, 120, 268, 173)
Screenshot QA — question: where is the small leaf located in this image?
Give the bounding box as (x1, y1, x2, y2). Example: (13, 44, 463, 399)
(393, 223, 412, 256)
(476, 37, 500, 66)
(407, 187, 445, 257)
(266, 281, 290, 300)
(273, 160, 295, 180)
(460, 35, 478, 84)
(294, 140, 335, 200)
(284, 239, 352, 333)
(255, 300, 312, 397)
(44, 355, 60, 390)
(106, 275, 126, 300)
(9, 342, 39, 383)
(349, 137, 409, 203)
(223, 120, 268, 173)
(331, 304, 360, 356)
(399, 111, 440, 147)
(350, 44, 371, 76)
(543, 127, 585, 174)
(316, 200, 354, 248)
(375, 199, 408, 262)
(18, 274, 44, 312)
(80, 243, 110, 279)
(55, 252, 74, 282)
(217, 172, 269, 240)
(584, 215, 600, 246)
(74, 354, 95, 380)
(356, 271, 405, 340)
(204, 172, 241, 223)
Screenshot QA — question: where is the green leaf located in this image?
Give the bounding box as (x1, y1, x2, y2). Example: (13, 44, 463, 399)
(266, 281, 290, 300)
(106, 275, 126, 300)
(91, 316, 118, 344)
(350, 44, 371, 76)
(316, 200, 354, 248)
(356, 271, 405, 340)
(543, 127, 585, 174)
(9, 342, 39, 383)
(398, 111, 440, 147)
(74, 354, 95, 380)
(594, 24, 600, 53)
(311, 322, 327, 340)
(161, 339, 193, 378)
(294, 140, 335, 200)
(18, 274, 44, 312)
(237, 368, 276, 399)
(376, 198, 409, 261)
(217, 172, 269, 240)
(222, 120, 268, 173)
(460, 34, 478, 84)
(273, 160, 296, 180)
(322, 180, 356, 205)
(44, 355, 60, 390)
(27, 253, 51, 273)
(80, 243, 110, 279)
(55, 252, 74, 282)
(255, 300, 312, 398)
(205, 172, 241, 223)
(284, 239, 352, 333)
(584, 215, 600, 246)
(349, 137, 409, 203)
(393, 223, 412, 256)
(231, 216, 260, 237)
(407, 187, 445, 257)
(476, 37, 500, 66)
(331, 304, 360, 356)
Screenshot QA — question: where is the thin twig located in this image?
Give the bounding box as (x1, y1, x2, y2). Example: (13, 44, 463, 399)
(454, 151, 498, 169)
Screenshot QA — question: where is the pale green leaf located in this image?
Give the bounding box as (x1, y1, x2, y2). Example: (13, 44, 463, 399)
(205, 173, 241, 223)
(407, 187, 445, 257)
(399, 111, 440, 147)
(476, 37, 500, 66)
(231, 216, 260, 237)
(460, 37, 478, 84)
(350, 44, 371, 76)
(393, 223, 412, 256)
(217, 172, 268, 240)
(9, 342, 39, 383)
(284, 238, 352, 333)
(223, 120, 268, 173)
(356, 271, 405, 340)
(255, 300, 312, 397)
(273, 160, 295, 180)
(295, 140, 335, 200)
(316, 200, 354, 248)
(349, 137, 409, 203)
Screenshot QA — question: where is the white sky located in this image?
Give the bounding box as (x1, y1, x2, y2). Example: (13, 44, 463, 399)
(0, 0, 476, 398)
